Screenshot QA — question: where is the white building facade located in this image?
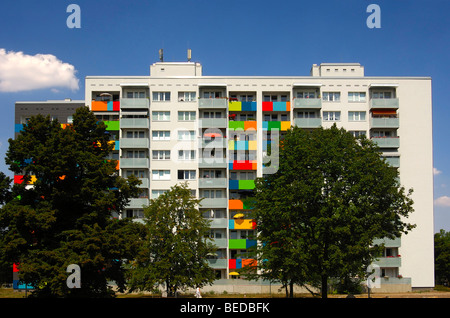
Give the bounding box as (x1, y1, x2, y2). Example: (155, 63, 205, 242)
(84, 61, 434, 289)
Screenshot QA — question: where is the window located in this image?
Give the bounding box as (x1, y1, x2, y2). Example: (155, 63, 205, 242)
(349, 131, 366, 137)
(67, 116, 73, 124)
(348, 111, 366, 121)
(126, 209, 144, 219)
(126, 91, 146, 99)
(201, 169, 223, 178)
(178, 111, 196, 121)
(152, 170, 170, 180)
(125, 131, 145, 139)
(124, 169, 147, 178)
(178, 150, 195, 160)
(125, 150, 146, 158)
(178, 130, 195, 140)
(322, 92, 341, 102)
(348, 92, 366, 102)
(152, 92, 171, 101)
(152, 111, 170, 121)
(323, 111, 341, 121)
(372, 91, 393, 99)
(178, 91, 196, 102)
(151, 190, 167, 199)
(178, 170, 196, 180)
(203, 91, 223, 98)
(202, 111, 223, 119)
(200, 189, 224, 198)
(371, 130, 396, 137)
(297, 111, 318, 118)
(296, 91, 318, 99)
(152, 130, 170, 141)
(152, 150, 170, 160)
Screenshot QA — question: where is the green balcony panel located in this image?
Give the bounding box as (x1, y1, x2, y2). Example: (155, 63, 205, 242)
(229, 239, 247, 249)
(229, 121, 245, 130)
(104, 120, 120, 131)
(239, 180, 255, 190)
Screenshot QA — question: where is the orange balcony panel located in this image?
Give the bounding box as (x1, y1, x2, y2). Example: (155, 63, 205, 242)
(286, 101, 291, 111)
(91, 101, 107, 111)
(244, 121, 257, 131)
(242, 259, 257, 268)
(229, 199, 244, 210)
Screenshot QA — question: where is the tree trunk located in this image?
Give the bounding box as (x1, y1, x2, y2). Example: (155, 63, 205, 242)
(321, 275, 328, 299)
(289, 281, 294, 298)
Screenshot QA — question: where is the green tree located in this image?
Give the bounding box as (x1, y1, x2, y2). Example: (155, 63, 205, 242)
(435, 229, 450, 286)
(251, 125, 415, 298)
(0, 107, 143, 297)
(127, 183, 217, 297)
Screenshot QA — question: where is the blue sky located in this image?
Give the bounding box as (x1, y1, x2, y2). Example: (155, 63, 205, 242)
(0, 0, 449, 232)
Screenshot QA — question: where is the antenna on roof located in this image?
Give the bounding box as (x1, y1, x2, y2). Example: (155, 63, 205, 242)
(159, 49, 164, 62)
(187, 49, 192, 62)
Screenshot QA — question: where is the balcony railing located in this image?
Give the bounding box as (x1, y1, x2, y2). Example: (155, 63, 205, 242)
(199, 98, 228, 109)
(120, 158, 149, 168)
(120, 118, 149, 129)
(200, 198, 228, 208)
(371, 137, 400, 148)
(120, 98, 149, 109)
(384, 156, 400, 167)
(207, 258, 228, 269)
(293, 98, 322, 109)
(370, 98, 399, 109)
(370, 117, 399, 128)
(199, 118, 227, 128)
(294, 117, 322, 128)
(199, 177, 228, 188)
(372, 256, 401, 268)
(120, 138, 149, 148)
(127, 198, 149, 209)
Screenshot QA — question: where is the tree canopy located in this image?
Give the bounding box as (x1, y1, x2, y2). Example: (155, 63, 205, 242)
(249, 125, 415, 298)
(127, 183, 217, 297)
(0, 107, 143, 297)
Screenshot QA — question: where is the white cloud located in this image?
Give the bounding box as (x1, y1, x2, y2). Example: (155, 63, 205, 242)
(0, 49, 79, 92)
(434, 167, 442, 175)
(434, 196, 450, 207)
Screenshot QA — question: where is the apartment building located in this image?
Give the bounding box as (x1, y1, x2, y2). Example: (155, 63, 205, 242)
(13, 60, 432, 290)
(82, 60, 434, 290)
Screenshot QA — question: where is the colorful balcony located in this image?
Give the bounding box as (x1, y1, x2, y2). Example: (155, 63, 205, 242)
(229, 180, 255, 190)
(14, 175, 37, 185)
(229, 160, 257, 170)
(262, 121, 291, 131)
(262, 101, 290, 112)
(229, 258, 257, 270)
(229, 239, 257, 249)
(228, 121, 257, 131)
(229, 219, 256, 230)
(228, 140, 257, 151)
(293, 98, 322, 109)
(228, 199, 253, 210)
(228, 101, 257, 112)
(91, 100, 120, 111)
(104, 120, 120, 131)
